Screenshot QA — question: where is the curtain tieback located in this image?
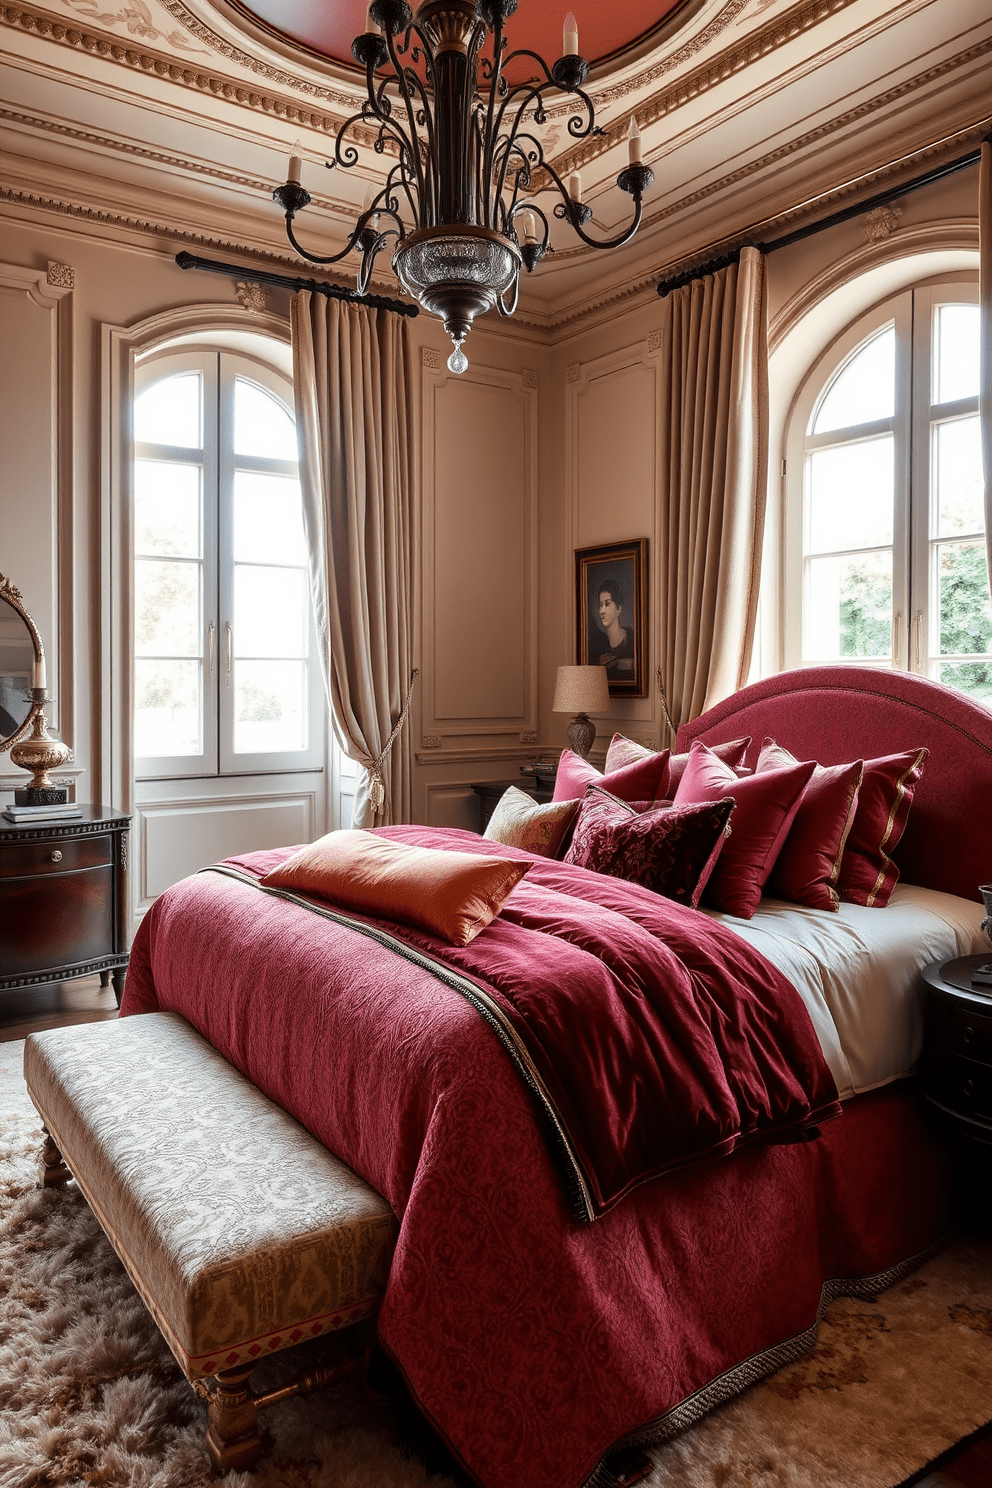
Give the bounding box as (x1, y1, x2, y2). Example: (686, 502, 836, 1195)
(367, 669, 420, 817)
(656, 667, 678, 748)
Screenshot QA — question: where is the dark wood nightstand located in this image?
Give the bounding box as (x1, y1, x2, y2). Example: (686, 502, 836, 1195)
(471, 778, 554, 832)
(0, 806, 131, 1006)
(919, 953, 992, 1231)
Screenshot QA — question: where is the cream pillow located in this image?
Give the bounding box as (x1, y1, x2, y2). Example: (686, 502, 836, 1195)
(483, 785, 579, 858)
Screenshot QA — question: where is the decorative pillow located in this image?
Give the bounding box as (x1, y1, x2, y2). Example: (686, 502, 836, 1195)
(756, 739, 864, 912)
(835, 748, 929, 908)
(673, 741, 815, 919)
(551, 747, 671, 805)
(605, 734, 751, 796)
(261, 830, 531, 946)
(483, 786, 579, 859)
(565, 786, 734, 908)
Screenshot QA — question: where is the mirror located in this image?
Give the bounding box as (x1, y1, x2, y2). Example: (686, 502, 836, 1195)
(0, 576, 43, 752)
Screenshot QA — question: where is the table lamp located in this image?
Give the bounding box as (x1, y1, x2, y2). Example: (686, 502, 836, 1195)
(552, 665, 610, 759)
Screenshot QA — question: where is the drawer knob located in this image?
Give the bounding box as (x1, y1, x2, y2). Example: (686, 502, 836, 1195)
(50, 849, 62, 863)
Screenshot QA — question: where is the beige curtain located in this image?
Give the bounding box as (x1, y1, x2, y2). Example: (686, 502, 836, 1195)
(291, 292, 416, 827)
(656, 245, 768, 734)
(981, 139, 992, 594)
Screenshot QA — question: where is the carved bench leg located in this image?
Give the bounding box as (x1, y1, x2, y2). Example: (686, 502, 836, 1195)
(204, 1364, 262, 1472)
(40, 1126, 72, 1188)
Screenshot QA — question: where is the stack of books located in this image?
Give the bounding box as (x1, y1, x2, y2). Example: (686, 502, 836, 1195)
(2, 801, 82, 825)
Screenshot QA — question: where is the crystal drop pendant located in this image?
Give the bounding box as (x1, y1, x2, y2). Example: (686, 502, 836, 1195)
(447, 343, 469, 375)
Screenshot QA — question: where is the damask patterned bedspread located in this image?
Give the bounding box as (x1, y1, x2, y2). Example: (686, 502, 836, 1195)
(122, 826, 949, 1488)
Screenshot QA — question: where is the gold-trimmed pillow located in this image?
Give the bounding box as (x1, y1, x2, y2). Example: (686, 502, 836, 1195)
(261, 830, 531, 946)
(483, 785, 579, 858)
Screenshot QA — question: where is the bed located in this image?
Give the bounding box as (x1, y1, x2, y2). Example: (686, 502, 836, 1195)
(121, 665, 992, 1488)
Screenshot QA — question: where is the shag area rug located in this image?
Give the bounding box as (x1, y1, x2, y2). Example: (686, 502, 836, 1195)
(2, 1038, 991, 1488)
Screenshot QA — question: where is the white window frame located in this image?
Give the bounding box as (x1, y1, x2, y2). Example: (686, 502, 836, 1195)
(133, 347, 323, 781)
(783, 272, 981, 682)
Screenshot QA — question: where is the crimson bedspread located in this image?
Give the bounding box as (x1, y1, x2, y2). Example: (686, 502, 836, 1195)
(122, 826, 952, 1488)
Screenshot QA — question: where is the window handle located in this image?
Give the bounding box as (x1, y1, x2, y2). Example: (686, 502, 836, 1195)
(207, 622, 215, 675)
(913, 610, 923, 671)
(225, 622, 233, 687)
(892, 611, 902, 663)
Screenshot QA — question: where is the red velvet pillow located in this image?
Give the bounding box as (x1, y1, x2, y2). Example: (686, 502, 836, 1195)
(563, 787, 735, 908)
(605, 734, 750, 796)
(755, 739, 863, 912)
(835, 748, 929, 907)
(552, 747, 671, 805)
(673, 741, 815, 919)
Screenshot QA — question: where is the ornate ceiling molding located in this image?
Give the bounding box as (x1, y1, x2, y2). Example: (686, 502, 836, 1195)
(0, 2, 363, 133)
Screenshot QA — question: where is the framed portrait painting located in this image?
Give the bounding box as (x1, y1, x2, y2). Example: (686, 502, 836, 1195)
(575, 539, 648, 697)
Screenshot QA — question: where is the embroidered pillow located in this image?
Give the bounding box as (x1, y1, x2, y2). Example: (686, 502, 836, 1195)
(552, 747, 671, 805)
(570, 790, 736, 909)
(604, 734, 751, 796)
(673, 741, 815, 919)
(261, 830, 531, 946)
(483, 786, 579, 859)
(756, 739, 864, 912)
(563, 786, 638, 868)
(835, 748, 929, 908)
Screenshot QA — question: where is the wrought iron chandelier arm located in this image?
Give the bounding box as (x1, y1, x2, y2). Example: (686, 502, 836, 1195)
(385, 24, 429, 223)
(394, 61, 439, 225)
(547, 163, 653, 250)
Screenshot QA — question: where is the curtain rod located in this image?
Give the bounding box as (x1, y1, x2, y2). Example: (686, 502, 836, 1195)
(656, 141, 984, 299)
(175, 251, 419, 317)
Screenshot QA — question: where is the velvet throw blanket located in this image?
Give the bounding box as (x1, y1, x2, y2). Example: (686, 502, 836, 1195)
(122, 827, 947, 1488)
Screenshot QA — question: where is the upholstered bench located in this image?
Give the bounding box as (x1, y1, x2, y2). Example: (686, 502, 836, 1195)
(23, 1012, 399, 1471)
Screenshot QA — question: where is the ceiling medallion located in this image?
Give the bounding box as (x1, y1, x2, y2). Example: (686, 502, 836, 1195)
(272, 0, 653, 372)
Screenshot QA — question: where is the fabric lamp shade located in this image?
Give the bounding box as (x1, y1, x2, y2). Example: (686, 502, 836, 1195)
(553, 665, 611, 759)
(552, 666, 611, 716)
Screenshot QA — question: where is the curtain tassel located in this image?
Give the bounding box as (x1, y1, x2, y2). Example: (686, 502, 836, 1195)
(655, 667, 678, 747)
(367, 669, 420, 819)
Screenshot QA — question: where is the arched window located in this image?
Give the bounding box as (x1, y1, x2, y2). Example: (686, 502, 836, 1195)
(132, 349, 322, 777)
(784, 277, 989, 702)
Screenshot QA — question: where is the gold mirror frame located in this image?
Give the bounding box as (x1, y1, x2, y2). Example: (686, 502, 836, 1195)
(0, 572, 45, 754)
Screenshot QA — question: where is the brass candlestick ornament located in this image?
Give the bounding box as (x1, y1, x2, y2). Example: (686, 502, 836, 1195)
(10, 689, 73, 804)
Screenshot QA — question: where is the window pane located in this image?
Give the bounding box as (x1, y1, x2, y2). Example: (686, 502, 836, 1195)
(939, 661, 992, 703)
(234, 660, 307, 753)
(811, 326, 894, 434)
(807, 437, 894, 554)
(934, 304, 980, 405)
(134, 372, 201, 449)
(805, 551, 892, 660)
(134, 559, 200, 656)
(234, 379, 298, 461)
(134, 461, 201, 558)
(935, 541, 992, 657)
(134, 659, 201, 757)
(233, 473, 307, 565)
(234, 566, 308, 657)
(934, 415, 984, 538)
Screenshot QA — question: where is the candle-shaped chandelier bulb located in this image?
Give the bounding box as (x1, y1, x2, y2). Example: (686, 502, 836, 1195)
(287, 140, 302, 184)
(568, 171, 582, 201)
(627, 116, 642, 165)
(562, 11, 578, 55)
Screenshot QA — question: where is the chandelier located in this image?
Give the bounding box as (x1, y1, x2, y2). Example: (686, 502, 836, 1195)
(272, 0, 653, 373)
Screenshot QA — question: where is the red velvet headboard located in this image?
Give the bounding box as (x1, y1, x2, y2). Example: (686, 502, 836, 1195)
(675, 666, 992, 903)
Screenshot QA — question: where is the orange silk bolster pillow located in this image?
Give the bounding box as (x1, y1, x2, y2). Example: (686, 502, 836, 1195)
(260, 830, 532, 947)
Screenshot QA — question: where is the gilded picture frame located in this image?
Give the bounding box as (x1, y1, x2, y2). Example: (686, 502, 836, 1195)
(575, 539, 648, 698)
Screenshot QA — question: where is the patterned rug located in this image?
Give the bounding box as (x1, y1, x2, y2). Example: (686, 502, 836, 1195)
(2, 1037, 991, 1488)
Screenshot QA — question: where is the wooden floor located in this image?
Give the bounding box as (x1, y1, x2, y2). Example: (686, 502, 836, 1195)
(0, 974, 118, 1042)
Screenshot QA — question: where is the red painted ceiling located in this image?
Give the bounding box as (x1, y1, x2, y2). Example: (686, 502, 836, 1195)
(234, 1, 686, 81)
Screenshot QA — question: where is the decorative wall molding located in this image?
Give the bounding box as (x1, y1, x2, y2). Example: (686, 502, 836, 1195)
(566, 362, 581, 383)
(521, 368, 538, 389)
(863, 204, 903, 242)
(422, 347, 443, 371)
(647, 329, 663, 353)
(416, 746, 549, 766)
(46, 260, 74, 288)
(518, 730, 538, 745)
(235, 280, 267, 312)
(421, 734, 442, 749)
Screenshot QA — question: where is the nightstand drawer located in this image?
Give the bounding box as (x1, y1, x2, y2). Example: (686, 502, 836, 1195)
(935, 1053, 992, 1123)
(0, 834, 113, 880)
(949, 1004, 992, 1065)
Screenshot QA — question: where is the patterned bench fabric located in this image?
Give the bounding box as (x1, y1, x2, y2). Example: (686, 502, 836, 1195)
(24, 1014, 398, 1380)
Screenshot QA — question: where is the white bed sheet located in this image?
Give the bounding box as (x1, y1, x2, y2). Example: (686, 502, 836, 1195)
(705, 885, 989, 1101)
